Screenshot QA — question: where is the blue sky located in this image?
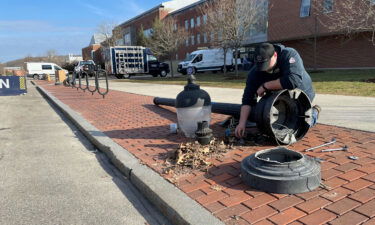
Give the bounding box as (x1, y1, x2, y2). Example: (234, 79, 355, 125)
(0, 0, 161, 62)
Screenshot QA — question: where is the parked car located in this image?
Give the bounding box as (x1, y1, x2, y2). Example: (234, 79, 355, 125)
(26, 62, 68, 80)
(178, 48, 239, 75)
(74, 60, 95, 73)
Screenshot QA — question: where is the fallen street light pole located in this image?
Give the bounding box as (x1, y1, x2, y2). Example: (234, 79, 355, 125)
(154, 88, 313, 145)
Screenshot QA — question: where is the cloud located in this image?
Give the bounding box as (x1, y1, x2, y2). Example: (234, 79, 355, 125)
(0, 20, 91, 34)
(0, 20, 53, 32)
(127, 1, 145, 15)
(81, 3, 108, 17)
(0, 20, 93, 62)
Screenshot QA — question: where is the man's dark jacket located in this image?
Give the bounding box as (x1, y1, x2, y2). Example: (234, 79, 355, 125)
(242, 44, 315, 106)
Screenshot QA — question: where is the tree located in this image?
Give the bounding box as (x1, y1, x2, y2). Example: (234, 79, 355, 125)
(96, 21, 119, 47)
(46, 49, 57, 60)
(315, 0, 375, 45)
(136, 25, 149, 46)
(147, 17, 188, 77)
(201, 0, 266, 76)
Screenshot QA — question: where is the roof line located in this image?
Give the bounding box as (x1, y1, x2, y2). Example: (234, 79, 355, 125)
(169, 0, 206, 16)
(118, 4, 164, 28)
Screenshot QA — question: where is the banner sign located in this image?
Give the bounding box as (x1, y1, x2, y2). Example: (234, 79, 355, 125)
(0, 76, 27, 96)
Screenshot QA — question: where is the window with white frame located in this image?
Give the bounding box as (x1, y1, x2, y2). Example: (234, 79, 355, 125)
(124, 33, 131, 45)
(185, 38, 189, 46)
(203, 14, 207, 24)
(191, 18, 195, 28)
(197, 33, 200, 44)
(323, 0, 333, 13)
(173, 23, 177, 31)
(191, 35, 195, 45)
(300, 0, 311, 17)
(143, 29, 152, 38)
(196, 16, 201, 26)
(203, 33, 207, 43)
(210, 32, 214, 42)
(218, 31, 223, 41)
(185, 20, 189, 30)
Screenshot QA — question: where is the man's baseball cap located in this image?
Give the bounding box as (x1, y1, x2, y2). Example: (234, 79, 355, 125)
(254, 43, 275, 71)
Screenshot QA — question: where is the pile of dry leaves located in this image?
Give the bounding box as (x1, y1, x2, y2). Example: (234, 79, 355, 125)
(163, 138, 234, 174)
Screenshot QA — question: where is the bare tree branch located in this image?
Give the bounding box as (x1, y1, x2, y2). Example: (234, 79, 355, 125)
(96, 21, 119, 47)
(200, 0, 267, 76)
(147, 17, 188, 77)
(314, 0, 375, 45)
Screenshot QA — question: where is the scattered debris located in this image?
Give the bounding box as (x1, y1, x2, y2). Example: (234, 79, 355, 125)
(319, 182, 332, 191)
(210, 184, 223, 191)
(163, 138, 233, 174)
(348, 156, 359, 160)
(230, 215, 240, 221)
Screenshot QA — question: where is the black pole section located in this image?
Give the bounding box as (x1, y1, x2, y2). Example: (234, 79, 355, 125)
(153, 97, 175, 107)
(153, 97, 255, 121)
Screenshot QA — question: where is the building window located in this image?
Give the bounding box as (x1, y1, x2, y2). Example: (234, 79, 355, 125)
(143, 29, 152, 38)
(203, 33, 207, 43)
(191, 18, 195, 28)
(203, 14, 207, 24)
(197, 33, 200, 44)
(124, 33, 131, 45)
(191, 35, 195, 45)
(185, 38, 189, 46)
(185, 20, 189, 30)
(196, 16, 201, 26)
(210, 32, 215, 42)
(218, 31, 223, 41)
(116, 39, 124, 45)
(173, 23, 177, 31)
(323, 0, 333, 13)
(300, 0, 311, 17)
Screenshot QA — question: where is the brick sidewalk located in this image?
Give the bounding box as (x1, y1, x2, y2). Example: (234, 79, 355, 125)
(37, 81, 375, 225)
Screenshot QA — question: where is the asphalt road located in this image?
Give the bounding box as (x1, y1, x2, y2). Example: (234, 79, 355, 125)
(0, 82, 170, 225)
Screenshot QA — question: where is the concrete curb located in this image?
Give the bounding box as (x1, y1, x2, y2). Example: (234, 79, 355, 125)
(34, 83, 224, 225)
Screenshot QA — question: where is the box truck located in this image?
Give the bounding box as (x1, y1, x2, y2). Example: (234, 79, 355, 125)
(103, 46, 170, 78)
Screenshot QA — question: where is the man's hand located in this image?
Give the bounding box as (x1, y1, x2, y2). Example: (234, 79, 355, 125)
(235, 123, 246, 138)
(256, 85, 266, 97)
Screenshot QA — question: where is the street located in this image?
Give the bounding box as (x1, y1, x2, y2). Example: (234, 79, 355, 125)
(0, 82, 170, 225)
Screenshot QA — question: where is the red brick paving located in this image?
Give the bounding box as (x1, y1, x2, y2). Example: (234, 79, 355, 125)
(37, 81, 375, 224)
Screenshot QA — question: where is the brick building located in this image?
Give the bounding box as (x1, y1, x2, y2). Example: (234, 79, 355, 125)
(112, 0, 201, 46)
(268, 0, 375, 69)
(84, 0, 375, 69)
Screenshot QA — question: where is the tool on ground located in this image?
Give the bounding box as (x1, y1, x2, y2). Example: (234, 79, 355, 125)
(321, 145, 349, 152)
(304, 138, 336, 152)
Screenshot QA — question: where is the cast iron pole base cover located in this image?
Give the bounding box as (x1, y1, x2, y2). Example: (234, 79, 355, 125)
(241, 147, 321, 194)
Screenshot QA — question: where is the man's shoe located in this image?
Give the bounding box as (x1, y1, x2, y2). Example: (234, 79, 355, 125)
(311, 105, 321, 127)
(312, 105, 321, 119)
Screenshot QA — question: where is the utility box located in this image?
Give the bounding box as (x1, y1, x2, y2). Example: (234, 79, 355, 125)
(55, 70, 66, 82)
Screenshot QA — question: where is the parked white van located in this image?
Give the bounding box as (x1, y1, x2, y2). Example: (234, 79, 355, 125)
(178, 49, 235, 75)
(26, 62, 68, 79)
